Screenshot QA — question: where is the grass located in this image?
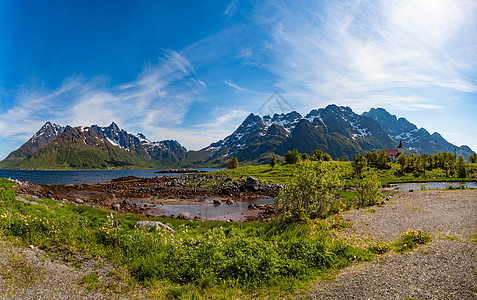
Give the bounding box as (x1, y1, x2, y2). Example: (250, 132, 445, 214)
(0, 177, 374, 298)
(214, 160, 476, 186)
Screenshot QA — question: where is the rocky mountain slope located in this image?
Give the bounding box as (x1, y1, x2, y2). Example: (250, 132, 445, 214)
(188, 105, 397, 165)
(0, 122, 186, 169)
(363, 108, 473, 158)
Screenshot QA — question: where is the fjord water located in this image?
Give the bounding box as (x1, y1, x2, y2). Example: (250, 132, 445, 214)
(0, 168, 220, 185)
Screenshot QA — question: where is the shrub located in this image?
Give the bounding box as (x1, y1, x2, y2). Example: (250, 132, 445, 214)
(368, 242, 391, 254)
(285, 149, 301, 164)
(226, 157, 239, 169)
(354, 173, 382, 207)
(393, 229, 432, 252)
(275, 162, 343, 222)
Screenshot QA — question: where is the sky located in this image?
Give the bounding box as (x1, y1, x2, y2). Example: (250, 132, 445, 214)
(1, 0, 476, 159)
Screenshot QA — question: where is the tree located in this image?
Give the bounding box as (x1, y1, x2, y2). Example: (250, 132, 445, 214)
(397, 153, 407, 174)
(226, 157, 238, 169)
(352, 154, 366, 178)
(275, 162, 343, 222)
(322, 153, 332, 161)
(354, 173, 382, 207)
(455, 156, 467, 178)
(365, 152, 378, 167)
(285, 149, 301, 164)
(469, 153, 477, 163)
(270, 155, 277, 169)
(312, 149, 323, 161)
(376, 150, 390, 169)
(302, 153, 310, 160)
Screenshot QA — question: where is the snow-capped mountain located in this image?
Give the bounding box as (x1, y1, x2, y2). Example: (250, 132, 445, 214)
(2, 105, 473, 169)
(4, 121, 65, 161)
(194, 105, 397, 164)
(363, 108, 473, 157)
(1, 122, 187, 169)
(90, 122, 187, 163)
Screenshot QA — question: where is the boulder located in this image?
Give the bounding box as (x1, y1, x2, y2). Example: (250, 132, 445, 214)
(74, 198, 84, 204)
(244, 176, 260, 191)
(178, 212, 191, 220)
(134, 221, 174, 233)
(225, 199, 234, 205)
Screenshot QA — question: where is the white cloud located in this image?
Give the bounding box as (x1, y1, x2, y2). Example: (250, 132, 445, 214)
(254, 0, 477, 110)
(224, 79, 254, 93)
(0, 50, 205, 144)
(223, 0, 239, 21)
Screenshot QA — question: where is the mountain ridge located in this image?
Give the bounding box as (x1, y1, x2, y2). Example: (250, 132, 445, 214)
(1, 105, 474, 169)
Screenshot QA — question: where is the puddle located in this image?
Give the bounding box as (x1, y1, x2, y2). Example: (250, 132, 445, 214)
(126, 198, 275, 221)
(388, 181, 477, 192)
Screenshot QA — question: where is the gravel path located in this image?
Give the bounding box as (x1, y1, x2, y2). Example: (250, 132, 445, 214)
(0, 239, 147, 299)
(305, 190, 477, 300)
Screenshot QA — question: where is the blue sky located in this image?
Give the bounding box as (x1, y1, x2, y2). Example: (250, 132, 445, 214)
(1, 0, 476, 159)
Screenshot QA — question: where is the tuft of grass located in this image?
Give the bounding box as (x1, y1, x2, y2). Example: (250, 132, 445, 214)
(392, 229, 432, 252)
(368, 242, 391, 254)
(81, 273, 99, 292)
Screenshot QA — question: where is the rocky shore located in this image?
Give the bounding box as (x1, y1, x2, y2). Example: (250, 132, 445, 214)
(15, 174, 282, 221)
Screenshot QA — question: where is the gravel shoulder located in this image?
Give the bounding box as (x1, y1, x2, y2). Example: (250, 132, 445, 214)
(306, 190, 477, 300)
(0, 238, 147, 299)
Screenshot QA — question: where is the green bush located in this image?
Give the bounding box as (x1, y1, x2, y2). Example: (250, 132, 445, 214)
(275, 162, 343, 222)
(354, 173, 382, 207)
(393, 229, 432, 252)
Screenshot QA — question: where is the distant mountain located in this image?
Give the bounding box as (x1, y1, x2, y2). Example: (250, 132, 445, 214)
(90, 122, 187, 165)
(188, 105, 397, 165)
(0, 122, 187, 169)
(4, 121, 65, 162)
(2, 105, 472, 169)
(363, 108, 474, 158)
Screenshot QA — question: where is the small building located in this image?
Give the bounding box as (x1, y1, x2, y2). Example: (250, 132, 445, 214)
(384, 149, 399, 161)
(382, 140, 404, 161)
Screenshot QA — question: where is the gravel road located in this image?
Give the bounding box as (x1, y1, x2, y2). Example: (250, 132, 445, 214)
(305, 190, 477, 300)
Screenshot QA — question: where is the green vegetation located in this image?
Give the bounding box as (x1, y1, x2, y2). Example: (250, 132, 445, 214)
(215, 151, 476, 185)
(368, 229, 432, 255)
(0, 178, 374, 298)
(275, 162, 343, 222)
(392, 229, 432, 253)
(270, 155, 277, 169)
(285, 149, 301, 164)
(226, 157, 239, 169)
(469, 153, 477, 163)
(354, 173, 382, 207)
(1, 143, 160, 170)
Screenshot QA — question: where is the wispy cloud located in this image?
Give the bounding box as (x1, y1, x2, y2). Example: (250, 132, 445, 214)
(0, 50, 205, 146)
(138, 108, 249, 150)
(253, 0, 477, 111)
(224, 79, 254, 93)
(223, 0, 239, 21)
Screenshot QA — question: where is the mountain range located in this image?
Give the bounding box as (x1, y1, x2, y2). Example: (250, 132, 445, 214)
(0, 105, 474, 169)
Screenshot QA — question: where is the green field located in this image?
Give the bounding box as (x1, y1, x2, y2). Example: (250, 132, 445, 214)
(212, 160, 477, 185)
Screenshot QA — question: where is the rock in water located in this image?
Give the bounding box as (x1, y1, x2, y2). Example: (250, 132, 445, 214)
(177, 212, 191, 220)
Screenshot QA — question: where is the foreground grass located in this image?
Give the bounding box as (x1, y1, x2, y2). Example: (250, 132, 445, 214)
(0, 178, 375, 299)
